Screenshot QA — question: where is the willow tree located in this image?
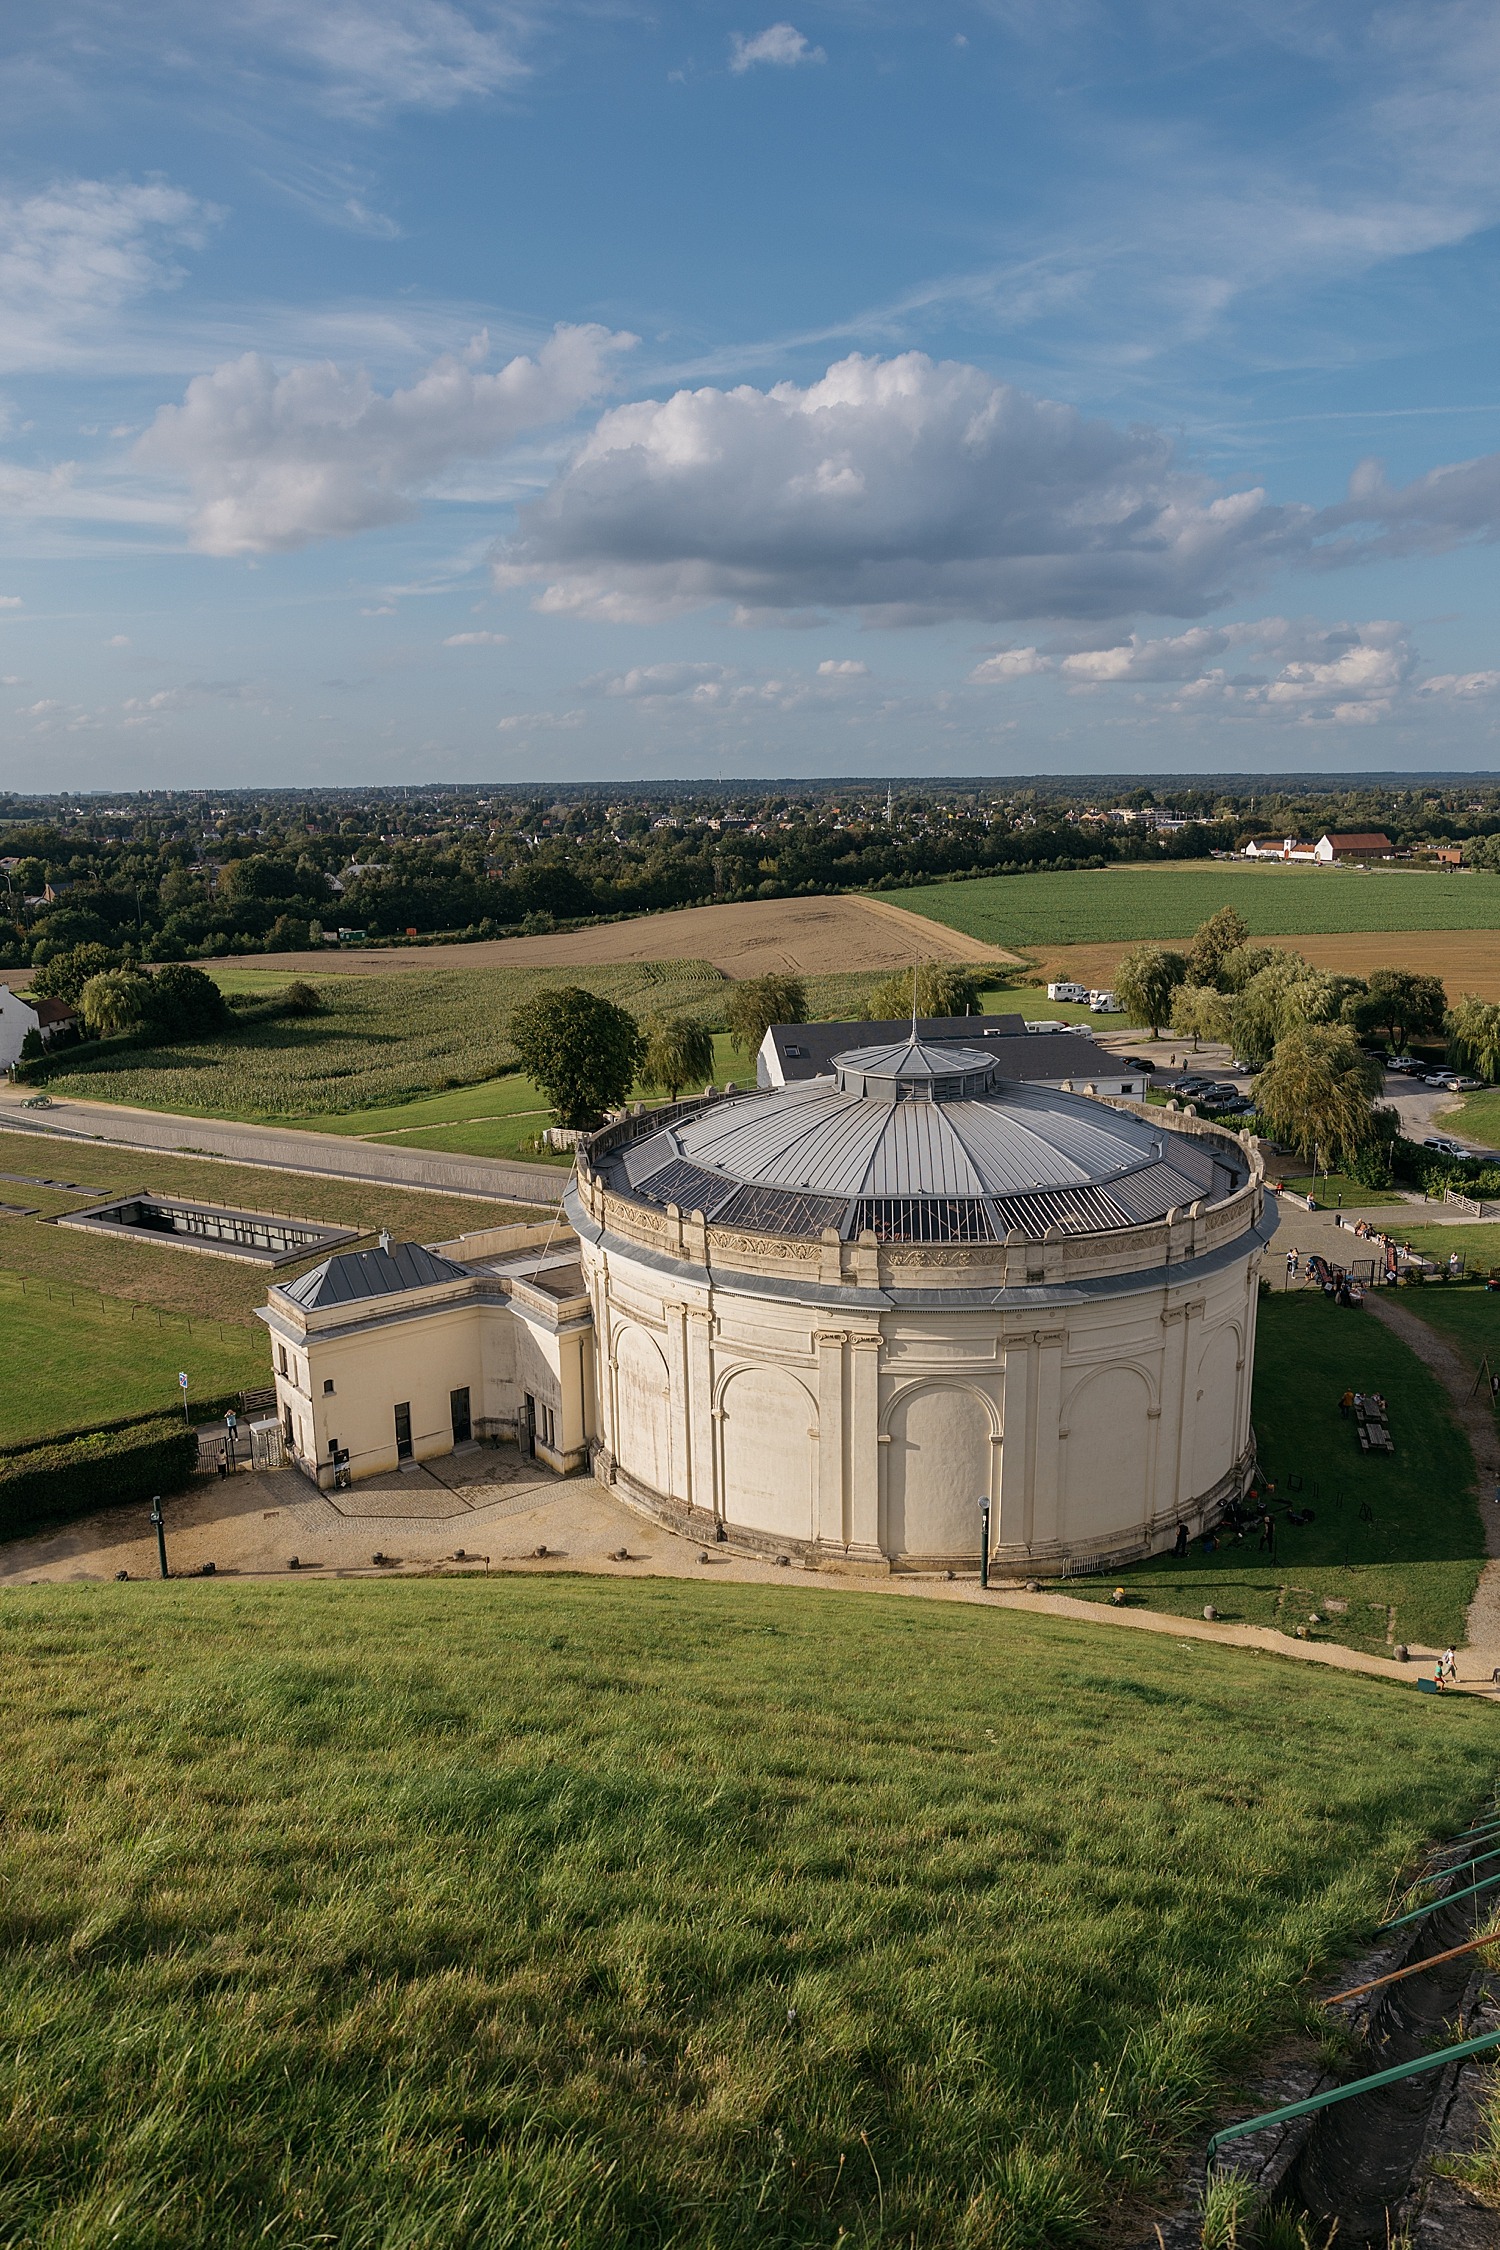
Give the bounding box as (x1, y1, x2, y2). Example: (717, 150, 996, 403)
(1252, 1025, 1383, 1167)
(1112, 945, 1187, 1038)
(640, 1013, 716, 1102)
(1169, 983, 1235, 1053)
(1448, 995, 1500, 1083)
(866, 963, 982, 1021)
(726, 974, 807, 1059)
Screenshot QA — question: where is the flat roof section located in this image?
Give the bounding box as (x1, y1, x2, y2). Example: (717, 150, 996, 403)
(57, 1194, 362, 1268)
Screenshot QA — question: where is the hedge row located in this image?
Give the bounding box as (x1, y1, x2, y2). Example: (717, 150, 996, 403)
(0, 1417, 199, 1545)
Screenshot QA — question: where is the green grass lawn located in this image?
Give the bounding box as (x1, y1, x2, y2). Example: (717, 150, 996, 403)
(1448, 1086, 1500, 1146)
(1067, 1292, 1486, 1653)
(1272, 1171, 1403, 1208)
(1399, 1224, 1500, 1271)
(0, 1576, 1491, 2249)
(0, 1276, 265, 1445)
(892, 864, 1500, 950)
(0, 1125, 544, 1331)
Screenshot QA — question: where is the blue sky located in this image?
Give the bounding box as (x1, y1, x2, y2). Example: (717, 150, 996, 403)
(2, 1, 1500, 785)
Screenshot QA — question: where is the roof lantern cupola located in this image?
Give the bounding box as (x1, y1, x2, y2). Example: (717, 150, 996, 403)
(832, 1037, 999, 1103)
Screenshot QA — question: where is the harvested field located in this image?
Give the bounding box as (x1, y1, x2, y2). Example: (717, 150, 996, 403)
(215, 894, 1018, 981)
(1036, 927, 1500, 1000)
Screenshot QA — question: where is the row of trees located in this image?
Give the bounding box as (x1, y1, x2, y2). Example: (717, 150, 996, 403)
(1110, 906, 1500, 1181)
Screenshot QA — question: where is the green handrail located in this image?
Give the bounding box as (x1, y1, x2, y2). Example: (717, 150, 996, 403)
(1377, 1865, 1500, 1933)
(1400, 1842, 1500, 1900)
(1207, 2027, 1500, 2162)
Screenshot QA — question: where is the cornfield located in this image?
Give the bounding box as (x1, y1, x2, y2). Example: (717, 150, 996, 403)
(40, 962, 733, 1122)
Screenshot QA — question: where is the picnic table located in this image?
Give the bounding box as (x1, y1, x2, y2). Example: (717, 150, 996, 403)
(1356, 1395, 1393, 1453)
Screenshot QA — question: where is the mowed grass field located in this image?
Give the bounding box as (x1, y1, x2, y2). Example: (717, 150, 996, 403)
(0, 1128, 545, 1444)
(895, 863, 1500, 950)
(0, 1576, 1492, 2249)
(1069, 1292, 1486, 1653)
(0, 1276, 265, 1445)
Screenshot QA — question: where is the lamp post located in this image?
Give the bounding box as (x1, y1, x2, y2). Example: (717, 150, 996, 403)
(150, 1493, 169, 1580)
(979, 1495, 991, 1590)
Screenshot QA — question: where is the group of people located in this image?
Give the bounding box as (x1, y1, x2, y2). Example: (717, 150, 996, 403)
(1338, 1388, 1387, 1421)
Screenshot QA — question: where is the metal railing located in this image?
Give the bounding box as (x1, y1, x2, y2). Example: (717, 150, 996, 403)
(1207, 2027, 1500, 2163)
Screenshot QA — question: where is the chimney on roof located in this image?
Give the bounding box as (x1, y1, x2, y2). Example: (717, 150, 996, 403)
(378, 1229, 392, 1253)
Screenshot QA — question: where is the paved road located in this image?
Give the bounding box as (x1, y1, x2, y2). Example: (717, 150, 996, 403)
(0, 1089, 569, 1207)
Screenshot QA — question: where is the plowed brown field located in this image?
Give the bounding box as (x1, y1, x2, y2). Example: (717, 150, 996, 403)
(238, 895, 1020, 980)
(1036, 928, 1500, 1001)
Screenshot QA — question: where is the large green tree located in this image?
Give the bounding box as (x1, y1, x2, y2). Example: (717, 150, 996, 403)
(146, 962, 228, 1038)
(1252, 1026, 1384, 1166)
(508, 986, 644, 1128)
(865, 963, 983, 1021)
(1185, 907, 1250, 990)
(1112, 945, 1187, 1037)
(27, 943, 121, 1004)
(726, 974, 807, 1059)
(639, 1013, 717, 1102)
(1356, 968, 1446, 1054)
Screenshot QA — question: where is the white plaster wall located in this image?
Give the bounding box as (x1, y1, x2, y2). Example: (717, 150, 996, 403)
(582, 1228, 1260, 1572)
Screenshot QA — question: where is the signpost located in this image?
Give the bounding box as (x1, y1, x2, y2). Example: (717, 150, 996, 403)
(178, 1370, 189, 1424)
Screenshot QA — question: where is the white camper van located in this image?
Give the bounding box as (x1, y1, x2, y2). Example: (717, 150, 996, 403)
(1046, 980, 1089, 1004)
(1089, 989, 1123, 1013)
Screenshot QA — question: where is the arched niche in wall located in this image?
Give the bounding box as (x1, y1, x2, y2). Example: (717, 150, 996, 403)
(885, 1383, 996, 1562)
(1191, 1324, 1242, 1498)
(1062, 1365, 1151, 1537)
(613, 1324, 673, 1499)
(718, 1364, 815, 1541)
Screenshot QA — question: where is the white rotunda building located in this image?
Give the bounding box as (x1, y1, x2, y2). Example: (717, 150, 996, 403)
(262, 1028, 1270, 1579)
(571, 1034, 1270, 1576)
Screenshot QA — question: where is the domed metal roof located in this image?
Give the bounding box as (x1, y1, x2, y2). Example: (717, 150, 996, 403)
(604, 1039, 1244, 1244)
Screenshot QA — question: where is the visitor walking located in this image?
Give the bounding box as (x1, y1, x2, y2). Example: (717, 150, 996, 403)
(1258, 1511, 1275, 1555)
(1339, 1388, 1354, 1419)
(1173, 1522, 1188, 1558)
(1286, 1247, 1299, 1280)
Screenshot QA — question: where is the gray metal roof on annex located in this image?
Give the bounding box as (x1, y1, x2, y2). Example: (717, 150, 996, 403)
(279, 1240, 472, 1309)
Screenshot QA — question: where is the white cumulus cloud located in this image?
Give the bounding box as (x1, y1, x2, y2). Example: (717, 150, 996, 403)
(817, 657, 867, 675)
(969, 647, 1049, 682)
(587, 661, 735, 700)
(1421, 669, 1500, 697)
(139, 324, 634, 554)
(442, 628, 508, 644)
(498, 350, 1308, 627)
(729, 23, 825, 72)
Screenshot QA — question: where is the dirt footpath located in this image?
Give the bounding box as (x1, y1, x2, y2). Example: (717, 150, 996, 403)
(238, 894, 1020, 981)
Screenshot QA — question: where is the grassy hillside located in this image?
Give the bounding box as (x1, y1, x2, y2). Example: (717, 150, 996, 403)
(1069, 1292, 1486, 1651)
(894, 864, 1500, 949)
(0, 1577, 1491, 2249)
